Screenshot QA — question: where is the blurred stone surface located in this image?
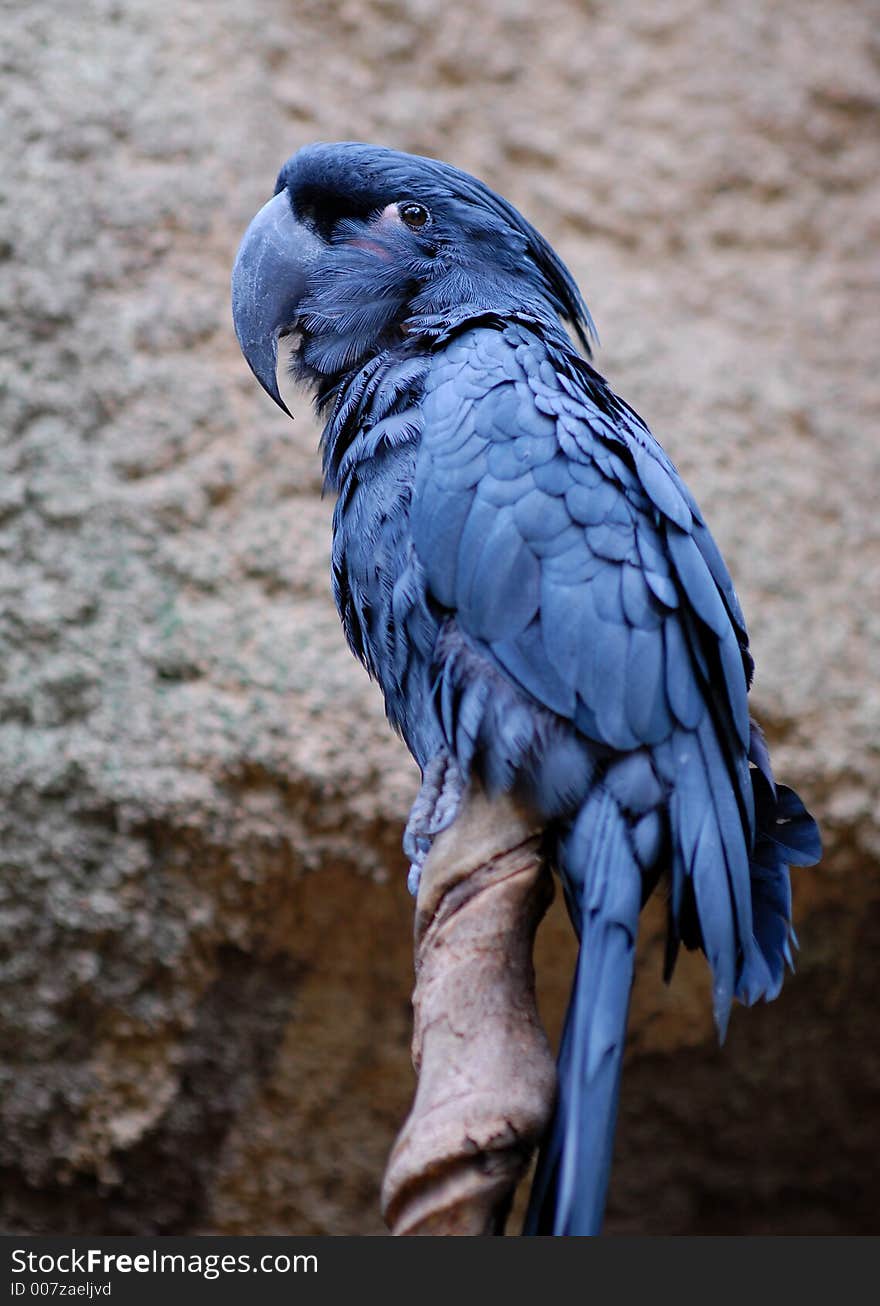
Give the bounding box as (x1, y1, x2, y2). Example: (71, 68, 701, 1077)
(1, 0, 877, 1235)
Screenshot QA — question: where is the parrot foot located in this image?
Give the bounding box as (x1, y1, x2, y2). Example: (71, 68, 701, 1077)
(403, 752, 466, 896)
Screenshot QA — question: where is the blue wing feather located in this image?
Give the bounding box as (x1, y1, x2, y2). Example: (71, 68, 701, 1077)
(413, 322, 800, 1015)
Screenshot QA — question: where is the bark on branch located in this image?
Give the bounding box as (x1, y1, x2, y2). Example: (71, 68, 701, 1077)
(381, 789, 556, 1236)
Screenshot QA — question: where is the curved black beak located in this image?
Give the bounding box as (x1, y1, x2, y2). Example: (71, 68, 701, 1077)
(231, 190, 325, 415)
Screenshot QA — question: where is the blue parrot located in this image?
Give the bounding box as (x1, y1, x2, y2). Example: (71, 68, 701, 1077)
(231, 142, 821, 1236)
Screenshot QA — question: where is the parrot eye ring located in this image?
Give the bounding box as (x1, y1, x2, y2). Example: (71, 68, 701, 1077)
(398, 201, 431, 229)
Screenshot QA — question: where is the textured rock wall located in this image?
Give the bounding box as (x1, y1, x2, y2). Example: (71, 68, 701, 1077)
(1, 0, 877, 1234)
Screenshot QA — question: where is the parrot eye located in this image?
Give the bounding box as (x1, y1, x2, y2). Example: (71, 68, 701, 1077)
(398, 201, 431, 229)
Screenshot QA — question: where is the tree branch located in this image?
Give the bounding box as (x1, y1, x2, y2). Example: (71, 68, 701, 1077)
(381, 788, 556, 1236)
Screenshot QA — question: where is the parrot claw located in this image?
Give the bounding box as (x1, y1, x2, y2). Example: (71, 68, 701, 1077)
(403, 752, 465, 896)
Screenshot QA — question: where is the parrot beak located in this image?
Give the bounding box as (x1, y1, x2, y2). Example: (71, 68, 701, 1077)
(231, 190, 325, 415)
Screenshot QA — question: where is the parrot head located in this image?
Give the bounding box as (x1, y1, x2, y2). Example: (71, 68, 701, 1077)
(232, 142, 595, 413)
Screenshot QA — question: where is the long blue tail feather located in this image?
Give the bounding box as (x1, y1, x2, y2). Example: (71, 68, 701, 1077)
(525, 725, 820, 1236)
(524, 786, 642, 1235)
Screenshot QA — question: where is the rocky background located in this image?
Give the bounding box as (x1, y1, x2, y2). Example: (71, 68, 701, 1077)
(2, 0, 878, 1235)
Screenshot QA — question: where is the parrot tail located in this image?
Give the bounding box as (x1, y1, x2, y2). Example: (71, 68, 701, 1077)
(523, 784, 642, 1236)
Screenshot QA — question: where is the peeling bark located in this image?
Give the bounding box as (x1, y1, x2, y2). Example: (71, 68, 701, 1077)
(381, 790, 556, 1236)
